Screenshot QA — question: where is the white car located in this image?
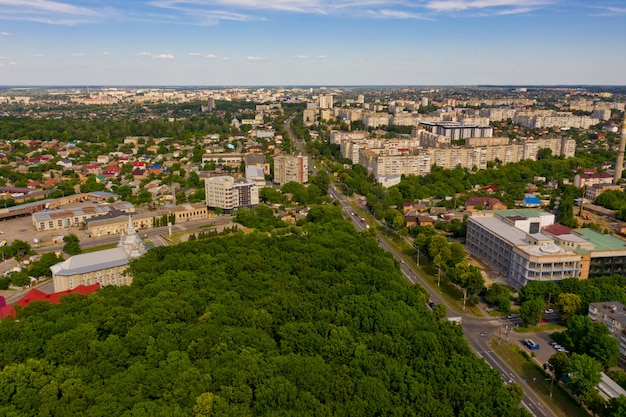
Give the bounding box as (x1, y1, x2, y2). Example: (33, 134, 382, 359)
(544, 309, 555, 314)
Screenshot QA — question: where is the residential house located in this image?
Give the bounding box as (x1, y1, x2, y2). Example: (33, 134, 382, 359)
(464, 196, 507, 211)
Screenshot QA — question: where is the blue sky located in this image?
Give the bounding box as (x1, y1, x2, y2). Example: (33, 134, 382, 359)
(1, 0, 625, 86)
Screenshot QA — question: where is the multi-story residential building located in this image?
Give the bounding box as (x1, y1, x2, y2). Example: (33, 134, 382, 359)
(51, 217, 146, 293)
(574, 172, 614, 188)
(205, 176, 259, 212)
(588, 302, 626, 359)
(421, 121, 493, 140)
(273, 154, 308, 186)
(356, 137, 575, 184)
(318, 94, 333, 109)
(585, 184, 624, 201)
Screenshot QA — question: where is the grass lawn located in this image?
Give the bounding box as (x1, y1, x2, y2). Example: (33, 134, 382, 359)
(516, 323, 566, 333)
(82, 243, 118, 253)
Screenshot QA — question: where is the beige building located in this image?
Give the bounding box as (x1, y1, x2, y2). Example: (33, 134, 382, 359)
(51, 217, 146, 292)
(273, 154, 308, 185)
(205, 175, 259, 212)
(32, 201, 135, 232)
(86, 203, 207, 237)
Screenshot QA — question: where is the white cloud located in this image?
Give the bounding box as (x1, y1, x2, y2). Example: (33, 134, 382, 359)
(71, 52, 85, 57)
(0, 0, 104, 25)
(591, 6, 626, 16)
(292, 54, 328, 59)
(368, 9, 432, 19)
(425, 0, 553, 13)
(205, 54, 218, 59)
(153, 54, 174, 60)
(0, 32, 9, 36)
(103, 51, 111, 55)
(189, 52, 203, 56)
(246, 56, 266, 61)
(136, 52, 151, 56)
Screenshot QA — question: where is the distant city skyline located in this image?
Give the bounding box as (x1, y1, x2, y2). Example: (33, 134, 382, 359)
(1, 0, 625, 86)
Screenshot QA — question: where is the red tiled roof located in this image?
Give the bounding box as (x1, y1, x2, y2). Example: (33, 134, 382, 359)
(0, 284, 100, 318)
(542, 224, 572, 236)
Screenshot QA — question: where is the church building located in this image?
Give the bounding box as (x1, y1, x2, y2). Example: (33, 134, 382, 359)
(50, 216, 146, 292)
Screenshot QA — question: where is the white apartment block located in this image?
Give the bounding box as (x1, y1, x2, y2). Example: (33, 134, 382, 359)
(205, 176, 259, 211)
(273, 154, 309, 185)
(356, 137, 575, 183)
(330, 130, 369, 145)
(479, 108, 517, 122)
(318, 94, 334, 109)
(514, 111, 600, 129)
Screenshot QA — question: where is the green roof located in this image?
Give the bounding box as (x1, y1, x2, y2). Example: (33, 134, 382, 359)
(575, 228, 626, 251)
(495, 209, 544, 218)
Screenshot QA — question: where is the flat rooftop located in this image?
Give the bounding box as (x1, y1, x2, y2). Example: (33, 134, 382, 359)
(575, 229, 626, 252)
(495, 209, 544, 218)
(470, 216, 528, 246)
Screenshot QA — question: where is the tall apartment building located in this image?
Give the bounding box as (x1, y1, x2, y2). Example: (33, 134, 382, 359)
(357, 138, 575, 183)
(205, 176, 259, 212)
(421, 122, 494, 140)
(318, 94, 333, 109)
(273, 154, 308, 185)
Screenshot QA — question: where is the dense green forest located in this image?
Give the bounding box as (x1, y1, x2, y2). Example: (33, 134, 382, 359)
(0, 208, 528, 416)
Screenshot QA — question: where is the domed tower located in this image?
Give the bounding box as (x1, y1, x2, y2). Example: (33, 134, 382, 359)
(118, 216, 146, 259)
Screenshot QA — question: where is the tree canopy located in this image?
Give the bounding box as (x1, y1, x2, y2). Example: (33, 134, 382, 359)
(0, 211, 529, 416)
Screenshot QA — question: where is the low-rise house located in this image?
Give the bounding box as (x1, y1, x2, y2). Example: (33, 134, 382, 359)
(464, 197, 507, 211)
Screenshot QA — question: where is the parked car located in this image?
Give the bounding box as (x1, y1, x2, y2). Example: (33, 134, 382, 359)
(544, 308, 554, 314)
(507, 314, 517, 319)
(523, 339, 540, 350)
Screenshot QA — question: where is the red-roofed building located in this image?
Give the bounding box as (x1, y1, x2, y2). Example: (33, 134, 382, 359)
(43, 179, 58, 188)
(103, 165, 121, 177)
(574, 172, 613, 188)
(84, 164, 101, 175)
(0, 284, 100, 319)
(542, 224, 572, 236)
(481, 185, 499, 193)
